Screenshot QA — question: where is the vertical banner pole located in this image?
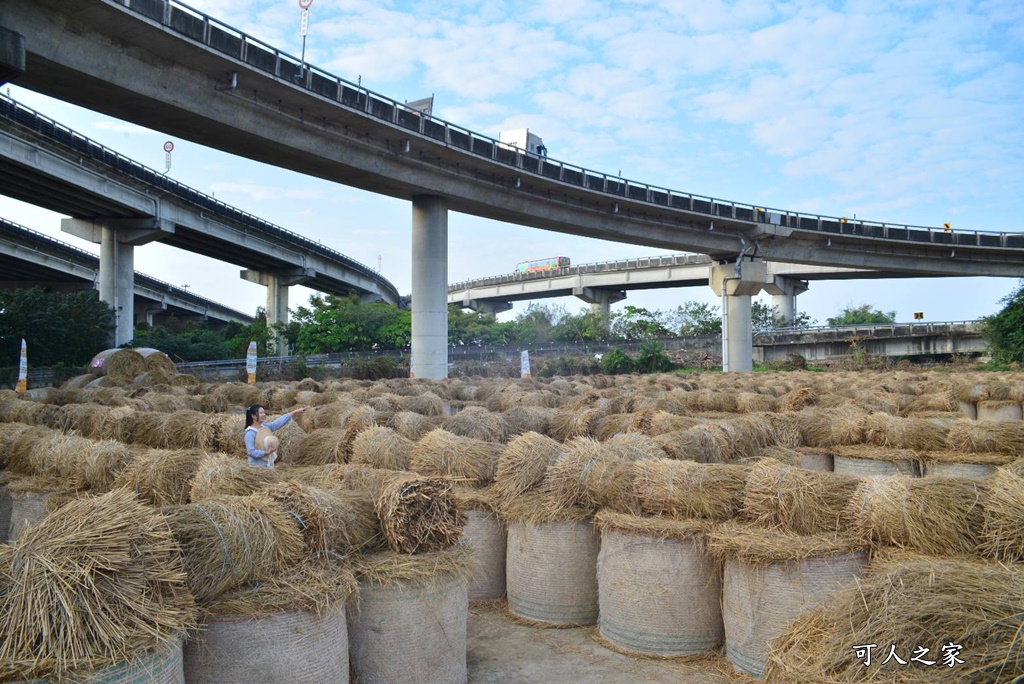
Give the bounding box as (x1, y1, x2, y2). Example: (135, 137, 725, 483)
(15, 338, 27, 392)
(246, 341, 258, 384)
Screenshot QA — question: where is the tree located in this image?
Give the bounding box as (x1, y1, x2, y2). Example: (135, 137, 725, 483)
(752, 301, 816, 331)
(827, 304, 897, 326)
(513, 303, 566, 344)
(291, 295, 410, 354)
(983, 280, 1024, 364)
(0, 288, 114, 366)
(611, 305, 671, 340)
(550, 309, 612, 343)
(669, 301, 722, 336)
(130, 320, 232, 362)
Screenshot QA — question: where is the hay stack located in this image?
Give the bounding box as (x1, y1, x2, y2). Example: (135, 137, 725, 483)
(843, 476, 986, 556)
(296, 428, 351, 466)
(265, 481, 382, 554)
(980, 466, 1024, 563)
(410, 428, 501, 485)
(162, 493, 305, 602)
(653, 424, 731, 463)
(493, 431, 564, 503)
(441, 406, 508, 442)
(947, 419, 1024, 453)
(635, 459, 749, 520)
(115, 449, 209, 506)
(864, 412, 948, 451)
(83, 440, 136, 492)
(0, 489, 196, 681)
(188, 454, 282, 501)
(796, 408, 867, 447)
(742, 459, 861, 536)
(831, 445, 919, 477)
(23, 432, 95, 489)
(92, 348, 146, 378)
(766, 553, 1024, 683)
(349, 425, 415, 470)
(501, 405, 556, 436)
(548, 407, 603, 441)
(389, 410, 440, 440)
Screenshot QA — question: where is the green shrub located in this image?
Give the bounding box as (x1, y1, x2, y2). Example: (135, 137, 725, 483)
(600, 348, 635, 375)
(635, 340, 673, 373)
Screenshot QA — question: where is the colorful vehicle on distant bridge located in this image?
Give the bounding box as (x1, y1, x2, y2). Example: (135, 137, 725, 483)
(516, 256, 571, 274)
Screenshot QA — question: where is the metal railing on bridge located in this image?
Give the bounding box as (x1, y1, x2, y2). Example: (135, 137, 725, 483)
(112, 0, 1023, 250)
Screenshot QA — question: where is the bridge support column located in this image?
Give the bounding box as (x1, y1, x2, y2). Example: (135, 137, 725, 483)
(63, 217, 172, 347)
(0, 26, 25, 85)
(411, 195, 448, 379)
(135, 302, 168, 327)
(764, 276, 809, 326)
(241, 267, 314, 355)
(464, 300, 512, 316)
(710, 259, 766, 372)
(574, 286, 626, 317)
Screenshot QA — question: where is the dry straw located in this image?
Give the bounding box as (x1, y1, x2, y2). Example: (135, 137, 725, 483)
(635, 459, 749, 521)
(441, 406, 509, 442)
(501, 405, 556, 437)
(0, 489, 196, 681)
(980, 466, 1024, 563)
(264, 481, 383, 555)
(161, 493, 306, 602)
(206, 558, 357, 618)
(766, 552, 1024, 683)
(843, 475, 986, 557)
(84, 440, 136, 492)
(345, 544, 476, 588)
(707, 521, 867, 564)
(103, 348, 146, 378)
(947, 419, 1024, 453)
(653, 424, 731, 463)
(115, 448, 209, 506)
(864, 412, 949, 451)
(410, 428, 501, 485)
(188, 454, 283, 501)
(594, 509, 712, 542)
(162, 409, 217, 450)
(549, 407, 603, 441)
(498, 490, 592, 526)
(296, 428, 351, 466)
(25, 432, 95, 489)
(795, 408, 867, 447)
(742, 459, 861, 536)
(350, 425, 415, 470)
(389, 410, 440, 440)
(493, 431, 564, 502)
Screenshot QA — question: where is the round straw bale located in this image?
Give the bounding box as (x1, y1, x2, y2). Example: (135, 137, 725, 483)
(831, 445, 919, 477)
(635, 459, 750, 521)
(919, 450, 1013, 480)
(349, 425, 414, 470)
(5, 425, 54, 474)
(264, 481, 382, 555)
(410, 428, 501, 485)
(25, 433, 94, 488)
(793, 447, 833, 471)
(296, 428, 349, 466)
(493, 431, 564, 503)
(161, 493, 305, 602)
(1, 478, 65, 542)
(83, 440, 135, 492)
(548, 407, 603, 441)
(188, 454, 282, 501)
(0, 489, 196, 681)
(461, 506, 507, 600)
(795, 408, 867, 447)
(441, 406, 508, 443)
(864, 412, 949, 451)
(844, 475, 986, 556)
(388, 410, 440, 440)
(137, 348, 177, 374)
(62, 373, 98, 389)
(766, 552, 1024, 683)
(506, 518, 600, 626)
(736, 392, 778, 413)
(977, 399, 1023, 422)
(595, 511, 721, 657)
(652, 424, 731, 463)
(115, 448, 208, 506)
(742, 459, 861, 536)
(501, 405, 556, 437)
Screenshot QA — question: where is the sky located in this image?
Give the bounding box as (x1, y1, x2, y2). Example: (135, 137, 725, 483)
(2, 0, 1023, 327)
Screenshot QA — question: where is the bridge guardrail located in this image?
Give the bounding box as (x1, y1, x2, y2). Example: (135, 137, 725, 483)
(0, 94, 400, 303)
(111, 0, 1022, 250)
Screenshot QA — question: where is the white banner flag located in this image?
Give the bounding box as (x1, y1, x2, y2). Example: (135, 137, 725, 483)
(520, 350, 531, 379)
(16, 338, 27, 392)
(246, 341, 258, 384)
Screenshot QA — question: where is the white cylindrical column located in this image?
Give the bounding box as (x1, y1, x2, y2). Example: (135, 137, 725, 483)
(723, 294, 753, 372)
(772, 293, 795, 326)
(100, 227, 135, 347)
(265, 273, 290, 355)
(411, 195, 448, 379)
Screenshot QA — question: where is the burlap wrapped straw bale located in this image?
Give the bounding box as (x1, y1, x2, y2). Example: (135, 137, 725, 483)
(346, 546, 472, 684)
(980, 466, 1024, 563)
(919, 449, 1014, 479)
(831, 445, 919, 477)
(188, 454, 282, 501)
(350, 425, 414, 470)
(595, 511, 721, 657)
(977, 399, 1024, 422)
(742, 459, 861, 536)
(451, 485, 506, 600)
(708, 522, 868, 678)
(410, 428, 501, 485)
(0, 489, 196, 682)
(264, 480, 383, 554)
(0, 474, 74, 542)
(115, 448, 208, 506)
(864, 411, 949, 451)
(493, 431, 564, 503)
(843, 475, 986, 556)
(766, 553, 1024, 683)
(947, 418, 1024, 453)
(635, 459, 749, 520)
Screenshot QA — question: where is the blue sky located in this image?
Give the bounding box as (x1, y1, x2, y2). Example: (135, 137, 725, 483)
(2, 0, 1023, 325)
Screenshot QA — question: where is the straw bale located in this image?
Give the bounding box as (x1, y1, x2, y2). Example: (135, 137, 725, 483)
(501, 405, 556, 436)
(345, 544, 475, 590)
(946, 418, 1024, 453)
(264, 481, 383, 555)
(188, 454, 282, 501)
(388, 410, 440, 441)
(863, 411, 948, 450)
(708, 521, 867, 564)
(492, 431, 564, 503)
(0, 422, 36, 469)
(594, 509, 712, 542)
(796, 408, 867, 447)
(742, 459, 861, 536)
(162, 493, 305, 602)
(766, 552, 1024, 683)
(295, 427, 350, 466)
(736, 392, 778, 413)
(301, 401, 358, 430)
(350, 425, 415, 470)
(124, 410, 171, 448)
(635, 459, 750, 521)
(953, 378, 1011, 403)
(604, 431, 666, 461)
(115, 448, 208, 506)
(442, 406, 508, 442)
(206, 558, 357, 617)
(396, 391, 447, 416)
(899, 389, 959, 415)
(778, 387, 817, 412)
(0, 489, 196, 681)
(62, 373, 98, 389)
(543, 436, 606, 510)
(980, 466, 1024, 563)
(5, 425, 53, 474)
(161, 409, 216, 450)
(50, 402, 107, 437)
(498, 490, 592, 525)
(99, 348, 146, 378)
(410, 428, 501, 485)
(451, 483, 502, 512)
(548, 407, 603, 441)
(140, 350, 177, 373)
(645, 412, 701, 436)
(25, 433, 94, 488)
(652, 424, 731, 463)
(844, 475, 986, 556)
(83, 440, 135, 492)
(590, 412, 632, 441)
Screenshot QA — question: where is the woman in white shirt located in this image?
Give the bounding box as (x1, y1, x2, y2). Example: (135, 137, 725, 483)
(244, 404, 307, 468)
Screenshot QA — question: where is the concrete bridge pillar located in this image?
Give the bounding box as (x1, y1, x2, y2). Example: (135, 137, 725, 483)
(764, 276, 809, 326)
(464, 300, 513, 316)
(0, 26, 26, 85)
(709, 259, 766, 372)
(411, 195, 448, 379)
(241, 267, 314, 355)
(62, 217, 172, 347)
(135, 302, 168, 327)
(574, 286, 626, 317)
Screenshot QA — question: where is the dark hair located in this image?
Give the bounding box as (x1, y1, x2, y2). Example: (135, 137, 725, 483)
(245, 404, 264, 428)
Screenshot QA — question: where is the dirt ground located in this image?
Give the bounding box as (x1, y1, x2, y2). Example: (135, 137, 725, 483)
(466, 601, 746, 683)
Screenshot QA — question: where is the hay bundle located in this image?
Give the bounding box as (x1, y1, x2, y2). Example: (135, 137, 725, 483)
(410, 428, 501, 485)
(831, 445, 919, 477)
(604, 432, 666, 461)
(736, 392, 778, 413)
(844, 476, 986, 556)
(980, 466, 1024, 563)
(115, 448, 208, 506)
(100, 348, 146, 378)
(742, 459, 861, 535)
(778, 387, 817, 412)
(134, 368, 178, 387)
(93, 405, 139, 442)
(590, 412, 632, 441)
(295, 428, 350, 466)
(543, 437, 615, 510)
(83, 440, 136, 492)
(493, 431, 564, 502)
(863, 411, 948, 451)
(766, 553, 1024, 683)
(188, 454, 282, 501)
(300, 401, 358, 430)
(0, 489, 196, 681)
(501, 405, 556, 436)
(948, 418, 1024, 453)
(125, 410, 172, 448)
(264, 481, 382, 554)
(682, 388, 738, 413)
(51, 402, 109, 437)
(0, 423, 36, 469)
(25, 432, 94, 488)
(635, 459, 749, 520)
(645, 411, 701, 436)
(397, 392, 447, 416)
(139, 349, 177, 373)
(4, 425, 54, 474)
(389, 410, 440, 440)
(718, 414, 781, 460)
(350, 425, 415, 470)
(548, 407, 603, 441)
(652, 423, 731, 463)
(796, 408, 867, 447)
(62, 373, 98, 389)
(899, 389, 959, 415)
(953, 379, 1012, 403)
(203, 413, 244, 455)
(441, 406, 508, 442)
(159, 409, 216, 450)
(162, 493, 305, 602)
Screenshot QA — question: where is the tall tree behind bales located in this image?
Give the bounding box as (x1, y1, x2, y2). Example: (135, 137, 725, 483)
(611, 305, 672, 340)
(751, 301, 816, 331)
(0, 288, 114, 366)
(669, 301, 722, 336)
(983, 280, 1024, 364)
(826, 304, 897, 326)
(292, 295, 411, 353)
